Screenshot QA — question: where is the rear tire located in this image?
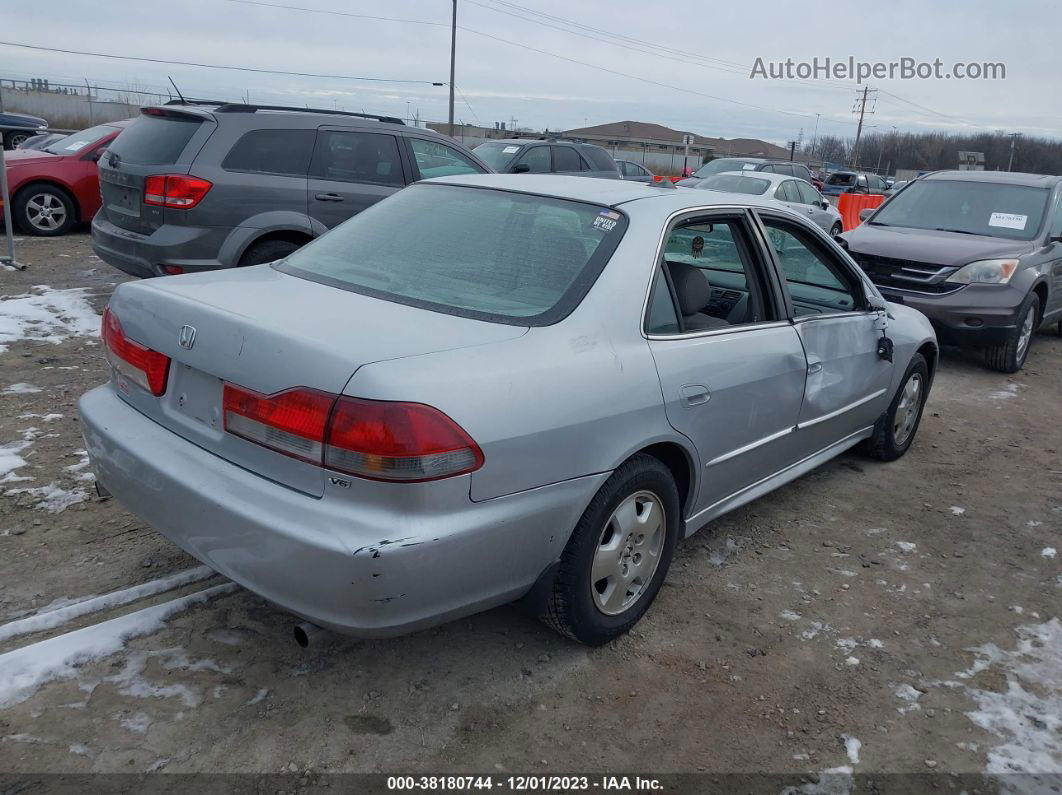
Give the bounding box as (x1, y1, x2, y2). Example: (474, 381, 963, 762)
(984, 293, 1039, 373)
(540, 454, 680, 646)
(238, 238, 302, 267)
(865, 353, 929, 462)
(13, 183, 76, 236)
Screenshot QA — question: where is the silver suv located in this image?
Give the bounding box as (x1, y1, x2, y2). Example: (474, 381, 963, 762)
(91, 103, 491, 277)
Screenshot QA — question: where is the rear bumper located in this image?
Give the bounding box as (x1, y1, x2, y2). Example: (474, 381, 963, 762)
(874, 284, 1026, 347)
(91, 215, 233, 278)
(78, 385, 605, 637)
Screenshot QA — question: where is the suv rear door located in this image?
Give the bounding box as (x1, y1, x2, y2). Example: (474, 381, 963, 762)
(97, 109, 214, 236)
(307, 127, 410, 231)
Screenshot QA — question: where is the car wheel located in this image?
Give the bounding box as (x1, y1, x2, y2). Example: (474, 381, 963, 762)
(540, 453, 680, 646)
(866, 353, 929, 462)
(238, 238, 302, 267)
(4, 131, 31, 150)
(13, 184, 76, 236)
(984, 292, 1040, 373)
(830, 221, 843, 236)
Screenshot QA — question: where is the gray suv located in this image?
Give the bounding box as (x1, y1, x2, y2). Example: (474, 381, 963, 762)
(91, 103, 491, 277)
(841, 170, 1062, 372)
(472, 138, 621, 179)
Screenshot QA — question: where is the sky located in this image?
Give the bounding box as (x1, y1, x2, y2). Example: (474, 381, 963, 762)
(3, 0, 1061, 146)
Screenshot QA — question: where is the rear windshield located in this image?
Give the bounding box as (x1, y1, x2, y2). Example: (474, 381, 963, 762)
(473, 142, 523, 171)
(869, 179, 1049, 241)
(700, 174, 770, 195)
(43, 123, 116, 155)
(583, 146, 619, 172)
(106, 113, 203, 165)
(692, 158, 762, 178)
(278, 184, 627, 325)
(826, 173, 856, 186)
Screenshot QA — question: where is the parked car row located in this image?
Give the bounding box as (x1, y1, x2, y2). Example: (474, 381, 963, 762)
(0, 111, 49, 149)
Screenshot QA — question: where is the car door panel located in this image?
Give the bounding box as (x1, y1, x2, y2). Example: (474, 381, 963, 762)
(307, 128, 407, 232)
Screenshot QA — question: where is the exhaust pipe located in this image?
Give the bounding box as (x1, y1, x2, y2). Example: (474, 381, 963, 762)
(293, 621, 324, 648)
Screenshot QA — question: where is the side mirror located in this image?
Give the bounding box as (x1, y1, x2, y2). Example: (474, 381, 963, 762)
(90, 148, 107, 162)
(859, 208, 875, 222)
(866, 292, 888, 311)
(820, 200, 830, 210)
(512, 163, 530, 174)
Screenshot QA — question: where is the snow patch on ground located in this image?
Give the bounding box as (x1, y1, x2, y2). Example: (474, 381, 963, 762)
(0, 565, 217, 643)
(107, 647, 230, 708)
(896, 541, 917, 553)
(894, 683, 923, 714)
(0, 583, 236, 709)
(842, 734, 861, 764)
(118, 711, 152, 734)
(4, 482, 88, 513)
(0, 439, 33, 482)
(0, 285, 100, 354)
(1043, 548, 1057, 560)
(958, 618, 1062, 783)
(780, 609, 802, 621)
(2, 383, 42, 395)
(781, 767, 854, 795)
(988, 383, 1021, 400)
(246, 688, 268, 705)
(949, 506, 966, 516)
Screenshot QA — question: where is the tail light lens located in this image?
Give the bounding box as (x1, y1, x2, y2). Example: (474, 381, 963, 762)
(101, 308, 171, 396)
(326, 397, 483, 482)
(144, 175, 212, 209)
(221, 384, 483, 482)
(223, 385, 334, 465)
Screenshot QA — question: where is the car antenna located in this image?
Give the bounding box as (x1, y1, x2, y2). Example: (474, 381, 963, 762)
(167, 76, 187, 104)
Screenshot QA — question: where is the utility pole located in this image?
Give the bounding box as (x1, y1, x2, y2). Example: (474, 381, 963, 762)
(448, 0, 457, 137)
(1006, 132, 1022, 172)
(851, 86, 876, 168)
(810, 113, 820, 160)
(0, 82, 19, 267)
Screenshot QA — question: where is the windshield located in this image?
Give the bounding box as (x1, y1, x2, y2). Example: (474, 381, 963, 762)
(692, 158, 762, 178)
(699, 174, 770, 195)
(870, 179, 1049, 240)
(43, 123, 116, 155)
(472, 142, 523, 171)
(826, 173, 856, 186)
(278, 184, 627, 325)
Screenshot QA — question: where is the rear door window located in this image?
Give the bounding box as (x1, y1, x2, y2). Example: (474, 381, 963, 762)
(776, 181, 800, 203)
(552, 146, 582, 172)
(408, 137, 484, 179)
(105, 113, 204, 165)
(222, 129, 315, 176)
(309, 130, 404, 186)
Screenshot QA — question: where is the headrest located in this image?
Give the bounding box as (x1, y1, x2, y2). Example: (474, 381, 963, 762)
(668, 261, 711, 316)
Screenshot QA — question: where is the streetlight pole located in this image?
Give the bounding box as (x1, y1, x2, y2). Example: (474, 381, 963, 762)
(448, 0, 457, 137)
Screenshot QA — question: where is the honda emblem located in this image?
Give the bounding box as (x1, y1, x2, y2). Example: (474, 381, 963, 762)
(178, 325, 197, 350)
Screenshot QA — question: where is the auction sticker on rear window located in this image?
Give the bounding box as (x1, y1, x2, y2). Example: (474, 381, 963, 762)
(503, 145, 520, 153)
(988, 212, 1028, 230)
(593, 209, 620, 232)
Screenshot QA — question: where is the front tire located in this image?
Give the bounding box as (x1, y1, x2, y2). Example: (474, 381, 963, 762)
(541, 454, 680, 646)
(13, 184, 76, 236)
(866, 353, 929, 462)
(4, 131, 31, 150)
(984, 292, 1039, 373)
(830, 221, 843, 236)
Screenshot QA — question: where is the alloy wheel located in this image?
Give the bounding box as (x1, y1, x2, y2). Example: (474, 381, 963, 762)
(1016, 305, 1035, 362)
(25, 192, 67, 232)
(892, 372, 923, 447)
(590, 490, 666, 616)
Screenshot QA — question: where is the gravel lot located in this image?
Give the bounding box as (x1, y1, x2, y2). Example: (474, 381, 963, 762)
(1, 231, 1060, 789)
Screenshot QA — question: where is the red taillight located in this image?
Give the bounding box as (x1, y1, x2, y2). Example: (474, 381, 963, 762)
(221, 384, 483, 482)
(222, 385, 334, 465)
(326, 397, 483, 482)
(101, 308, 171, 396)
(161, 265, 185, 275)
(144, 175, 212, 209)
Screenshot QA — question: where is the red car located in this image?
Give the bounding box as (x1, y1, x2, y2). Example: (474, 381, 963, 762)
(1, 120, 131, 236)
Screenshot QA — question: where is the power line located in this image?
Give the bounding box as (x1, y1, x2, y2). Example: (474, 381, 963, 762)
(0, 41, 444, 85)
(226, 0, 446, 27)
(454, 86, 481, 125)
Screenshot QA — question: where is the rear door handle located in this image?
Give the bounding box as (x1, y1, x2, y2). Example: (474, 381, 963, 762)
(681, 384, 711, 406)
(314, 193, 345, 202)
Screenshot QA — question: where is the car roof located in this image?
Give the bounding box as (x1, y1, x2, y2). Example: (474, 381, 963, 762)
(482, 138, 598, 147)
(921, 170, 1062, 188)
(427, 173, 806, 215)
(709, 170, 802, 187)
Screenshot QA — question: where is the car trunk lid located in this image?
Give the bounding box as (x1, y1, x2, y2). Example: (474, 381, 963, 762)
(104, 266, 527, 496)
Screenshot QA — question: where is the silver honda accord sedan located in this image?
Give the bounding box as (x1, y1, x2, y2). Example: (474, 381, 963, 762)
(79, 174, 937, 646)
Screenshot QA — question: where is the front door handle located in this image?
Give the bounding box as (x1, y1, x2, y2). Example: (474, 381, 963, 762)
(314, 192, 345, 202)
(681, 384, 711, 406)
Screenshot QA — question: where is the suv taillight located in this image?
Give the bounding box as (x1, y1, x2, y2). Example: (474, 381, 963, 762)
(222, 384, 483, 482)
(144, 175, 212, 209)
(101, 308, 171, 396)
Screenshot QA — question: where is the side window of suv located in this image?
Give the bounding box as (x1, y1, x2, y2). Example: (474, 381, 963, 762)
(408, 137, 483, 179)
(515, 146, 550, 173)
(309, 131, 404, 186)
(222, 129, 316, 176)
(552, 146, 582, 172)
